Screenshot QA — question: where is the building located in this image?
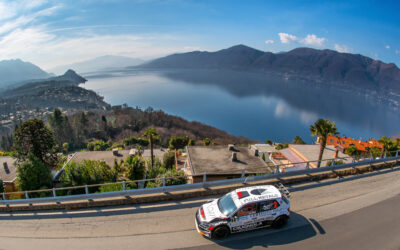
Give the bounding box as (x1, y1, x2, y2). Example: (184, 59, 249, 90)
(0, 156, 18, 193)
(68, 148, 167, 167)
(185, 145, 272, 183)
(271, 144, 352, 172)
(325, 136, 383, 152)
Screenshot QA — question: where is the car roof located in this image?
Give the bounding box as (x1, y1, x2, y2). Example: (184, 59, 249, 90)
(230, 185, 282, 208)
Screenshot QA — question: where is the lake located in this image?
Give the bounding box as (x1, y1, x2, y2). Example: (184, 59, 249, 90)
(82, 69, 400, 143)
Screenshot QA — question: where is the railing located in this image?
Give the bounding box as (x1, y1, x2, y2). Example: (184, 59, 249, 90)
(1, 151, 399, 206)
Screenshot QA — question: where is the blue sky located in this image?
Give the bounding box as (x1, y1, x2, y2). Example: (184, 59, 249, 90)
(0, 0, 399, 70)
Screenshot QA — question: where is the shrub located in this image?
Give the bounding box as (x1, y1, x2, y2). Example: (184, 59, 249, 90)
(325, 159, 345, 166)
(123, 137, 149, 147)
(155, 169, 187, 186)
(99, 182, 137, 193)
(125, 155, 146, 180)
(168, 136, 189, 150)
(163, 151, 175, 170)
(87, 140, 110, 151)
(203, 138, 211, 146)
(145, 182, 157, 188)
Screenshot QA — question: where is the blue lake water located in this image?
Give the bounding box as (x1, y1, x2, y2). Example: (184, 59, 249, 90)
(82, 69, 400, 143)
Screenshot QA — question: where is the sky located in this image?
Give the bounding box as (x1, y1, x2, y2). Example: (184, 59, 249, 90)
(0, 0, 399, 70)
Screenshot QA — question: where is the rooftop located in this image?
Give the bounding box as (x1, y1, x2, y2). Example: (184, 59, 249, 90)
(187, 145, 269, 175)
(71, 149, 166, 167)
(0, 157, 17, 182)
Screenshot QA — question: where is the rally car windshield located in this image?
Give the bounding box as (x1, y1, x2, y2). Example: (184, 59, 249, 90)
(218, 193, 238, 216)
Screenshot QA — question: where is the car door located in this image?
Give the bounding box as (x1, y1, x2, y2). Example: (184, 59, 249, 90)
(229, 203, 260, 233)
(257, 200, 280, 226)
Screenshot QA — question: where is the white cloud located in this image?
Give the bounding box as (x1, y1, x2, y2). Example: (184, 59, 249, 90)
(334, 44, 353, 53)
(301, 34, 325, 46)
(278, 33, 298, 44)
(278, 32, 325, 46)
(265, 39, 274, 44)
(385, 45, 390, 49)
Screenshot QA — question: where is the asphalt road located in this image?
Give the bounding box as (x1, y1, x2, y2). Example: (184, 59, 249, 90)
(0, 167, 399, 250)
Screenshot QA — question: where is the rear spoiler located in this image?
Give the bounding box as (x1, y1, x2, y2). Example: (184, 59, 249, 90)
(275, 183, 291, 199)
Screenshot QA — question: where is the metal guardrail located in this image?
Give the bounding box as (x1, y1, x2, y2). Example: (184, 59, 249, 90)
(1, 152, 399, 206)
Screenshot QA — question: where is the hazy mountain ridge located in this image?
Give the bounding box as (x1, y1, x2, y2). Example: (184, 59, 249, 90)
(49, 55, 145, 75)
(0, 59, 51, 89)
(141, 45, 400, 94)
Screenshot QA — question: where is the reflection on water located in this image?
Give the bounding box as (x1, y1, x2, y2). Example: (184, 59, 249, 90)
(82, 69, 400, 143)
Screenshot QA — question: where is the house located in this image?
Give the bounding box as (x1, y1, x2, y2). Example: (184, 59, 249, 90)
(325, 136, 383, 152)
(0, 156, 18, 193)
(68, 148, 167, 167)
(185, 145, 272, 183)
(271, 144, 352, 172)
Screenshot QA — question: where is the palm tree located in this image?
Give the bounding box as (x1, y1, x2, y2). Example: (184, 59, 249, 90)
(310, 119, 339, 168)
(143, 128, 159, 168)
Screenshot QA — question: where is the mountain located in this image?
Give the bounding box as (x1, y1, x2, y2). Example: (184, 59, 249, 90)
(141, 45, 400, 94)
(0, 59, 51, 88)
(49, 55, 145, 75)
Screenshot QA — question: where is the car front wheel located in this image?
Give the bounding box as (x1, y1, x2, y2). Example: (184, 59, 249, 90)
(211, 226, 230, 240)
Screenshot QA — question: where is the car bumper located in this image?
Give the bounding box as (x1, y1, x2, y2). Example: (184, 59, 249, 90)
(195, 217, 211, 238)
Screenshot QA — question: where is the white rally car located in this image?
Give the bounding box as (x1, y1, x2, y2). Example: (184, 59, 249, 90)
(195, 184, 290, 239)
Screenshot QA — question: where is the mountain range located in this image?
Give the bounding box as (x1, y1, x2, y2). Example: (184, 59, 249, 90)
(141, 45, 400, 94)
(0, 59, 51, 89)
(49, 55, 145, 75)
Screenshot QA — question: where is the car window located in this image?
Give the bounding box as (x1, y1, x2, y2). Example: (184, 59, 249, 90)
(258, 200, 280, 212)
(237, 203, 257, 217)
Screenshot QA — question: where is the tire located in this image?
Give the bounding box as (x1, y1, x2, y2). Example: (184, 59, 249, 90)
(211, 226, 230, 240)
(271, 215, 288, 229)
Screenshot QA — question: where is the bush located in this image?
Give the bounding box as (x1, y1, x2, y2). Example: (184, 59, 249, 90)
(87, 140, 110, 151)
(168, 136, 189, 150)
(125, 155, 146, 180)
(163, 151, 175, 169)
(99, 182, 137, 193)
(123, 137, 149, 147)
(145, 182, 157, 188)
(203, 138, 211, 146)
(155, 169, 187, 186)
(325, 159, 345, 166)
(146, 158, 166, 179)
(61, 160, 117, 188)
(17, 154, 53, 191)
(275, 144, 288, 150)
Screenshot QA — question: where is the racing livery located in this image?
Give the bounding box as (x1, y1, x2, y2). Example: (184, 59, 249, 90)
(195, 184, 290, 239)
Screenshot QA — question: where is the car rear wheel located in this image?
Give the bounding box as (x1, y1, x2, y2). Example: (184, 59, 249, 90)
(211, 226, 230, 240)
(271, 215, 288, 229)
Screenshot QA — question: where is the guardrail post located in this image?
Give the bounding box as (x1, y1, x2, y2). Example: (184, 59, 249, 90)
(276, 165, 280, 173)
(352, 157, 356, 163)
(25, 191, 29, 199)
(331, 159, 335, 166)
(241, 169, 245, 178)
(52, 188, 56, 197)
(162, 177, 166, 187)
(2, 192, 6, 200)
(384, 152, 387, 158)
(306, 162, 310, 170)
(370, 153, 373, 162)
(396, 151, 399, 157)
(203, 173, 206, 183)
(122, 181, 126, 191)
(85, 185, 89, 194)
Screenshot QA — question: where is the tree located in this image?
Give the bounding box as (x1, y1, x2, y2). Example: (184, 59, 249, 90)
(265, 139, 272, 145)
(292, 136, 306, 144)
(378, 136, 397, 157)
(48, 109, 73, 147)
(163, 151, 175, 169)
(125, 155, 146, 180)
(13, 118, 59, 169)
(155, 169, 187, 186)
(168, 136, 189, 150)
(17, 154, 53, 191)
(143, 128, 159, 168)
(310, 119, 338, 168)
(345, 145, 361, 159)
(203, 138, 211, 146)
(63, 142, 69, 154)
(368, 146, 382, 159)
(188, 138, 196, 146)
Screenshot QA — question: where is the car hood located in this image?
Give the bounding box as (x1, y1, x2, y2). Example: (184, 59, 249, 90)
(201, 199, 226, 223)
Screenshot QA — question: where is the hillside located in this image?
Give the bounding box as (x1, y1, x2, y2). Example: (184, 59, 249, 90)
(0, 59, 51, 89)
(141, 45, 400, 94)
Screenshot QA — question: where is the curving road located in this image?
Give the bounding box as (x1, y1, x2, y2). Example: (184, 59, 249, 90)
(0, 167, 399, 250)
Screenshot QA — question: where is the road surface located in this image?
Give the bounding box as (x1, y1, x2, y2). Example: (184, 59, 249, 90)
(0, 167, 399, 250)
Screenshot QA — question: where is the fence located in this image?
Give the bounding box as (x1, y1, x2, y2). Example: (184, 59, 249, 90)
(1, 151, 399, 206)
